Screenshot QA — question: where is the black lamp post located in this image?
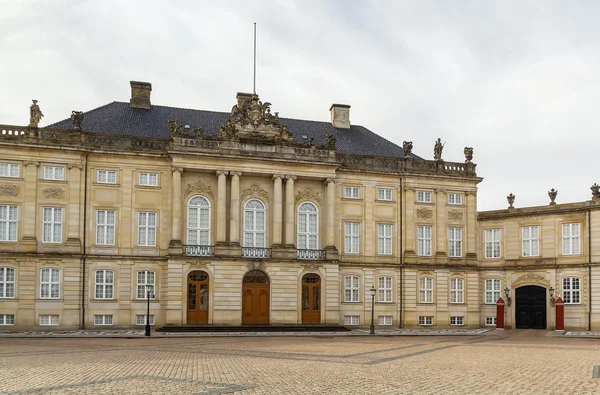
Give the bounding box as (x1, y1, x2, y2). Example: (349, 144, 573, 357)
(370, 285, 376, 335)
(145, 283, 153, 337)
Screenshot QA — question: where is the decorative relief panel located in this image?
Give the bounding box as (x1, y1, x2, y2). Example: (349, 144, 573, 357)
(0, 184, 19, 197)
(246, 260, 266, 271)
(42, 187, 65, 199)
(302, 263, 322, 272)
(447, 211, 464, 221)
(295, 188, 321, 204)
(187, 260, 210, 270)
(184, 180, 214, 199)
(416, 208, 433, 219)
(512, 273, 550, 289)
(241, 185, 269, 201)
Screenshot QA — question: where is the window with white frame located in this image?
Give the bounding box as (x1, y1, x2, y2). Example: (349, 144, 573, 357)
(344, 315, 360, 325)
(417, 191, 432, 203)
(377, 188, 392, 201)
(419, 277, 434, 303)
(377, 224, 392, 255)
(344, 186, 360, 199)
(139, 172, 158, 186)
(485, 279, 501, 304)
(0, 163, 19, 178)
(448, 193, 463, 205)
(344, 222, 360, 254)
(450, 316, 464, 326)
(39, 314, 59, 326)
(97, 170, 117, 184)
(378, 276, 393, 302)
(485, 229, 501, 259)
(297, 202, 318, 250)
(243, 199, 266, 248)
(40, 268, 60, 299)
(485, 316, 497, 326)
(417, 225, 432, 256)
(42, 207, 63, 243)
(0, 267, 15, 298)
(448, 227, 462, 257)
(0, 314, 14, 325)
(187, 196, 211, 246)
(0, 205, 18, 242)
(344, 275, 360, 302)
(378, 316, 393, 325)
(137, 212, 157, 246)
(94, 315, 113, 325)
(136, 271, 155, 299)
(136, 314, 155, 326)
(562, 277, 581, 304)
(450, 277, 464, 303)
(96, 210, 115, 245)
(43, 166, 65, 180)
(562, 223, 580, 255)
(95, 270, 114, 299)
(522, 226, 539, 257)
(419, 316, 433, 326)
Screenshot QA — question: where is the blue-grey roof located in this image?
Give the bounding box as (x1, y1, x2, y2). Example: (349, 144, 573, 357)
(48, 101, 416, 158)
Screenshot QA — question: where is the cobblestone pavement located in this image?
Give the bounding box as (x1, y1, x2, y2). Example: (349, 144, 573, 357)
(1, 330, 599, 394)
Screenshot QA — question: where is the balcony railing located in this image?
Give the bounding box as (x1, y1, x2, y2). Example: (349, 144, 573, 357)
(242, 247, 272, 259)
(297, 249, 326, 260)
(183, 245, 214, 257)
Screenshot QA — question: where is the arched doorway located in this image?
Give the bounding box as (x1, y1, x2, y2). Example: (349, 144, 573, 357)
(242, 270, 270, 324)
(302, 273, 321, 324)
(515, 285, 547, 329)
(187, 271, 209, 324)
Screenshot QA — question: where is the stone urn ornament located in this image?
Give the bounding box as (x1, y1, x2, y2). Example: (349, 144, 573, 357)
(548, 188, 557, 205)
(507, 193, 515, 209)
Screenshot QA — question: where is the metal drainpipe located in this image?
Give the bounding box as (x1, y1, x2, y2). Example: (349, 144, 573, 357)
(80, 153, 89, 329)
(588, 208, 592, 331)
(398, 177, 403, 328)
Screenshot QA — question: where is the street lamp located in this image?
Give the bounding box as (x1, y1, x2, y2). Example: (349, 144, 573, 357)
(145, 282, 154, 337)
(370, 285, 376, 335)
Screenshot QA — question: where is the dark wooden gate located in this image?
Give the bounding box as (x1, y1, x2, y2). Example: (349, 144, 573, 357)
(242, 270, 270, 325)
(301, 274, 321, 324)
(515, 285, 546, 329)
(187, 271, 209, 324)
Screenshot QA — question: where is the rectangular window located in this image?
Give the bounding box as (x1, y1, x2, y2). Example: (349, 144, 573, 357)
(136, 271, 155, 300)
(417, 191, 432, 203)
(94, 315, 113, 326)
(42, 207, 63, 243)
(43, 166, 65, 180)
(448, 193, 463, 205)
(377, 224, 392, 255)
(138, 212, 157, 246)
(0, 267, 15, 298)
(450, 277, 464, 303)
(40, 268, 60, 299)
(485, 279, 501, 304)
(139, 173, 158, 186)
(96, 210, 116, 245)
(448, 227, 462, 257)
(344, 222, 360, 254)
(562, 223, 580, 255)
(377, 188, 392, 201)
(378, 316, 393, 326)
(344, 275, 360, 302)
(97, 170, 117, 184)
(485, 229, 501, 259)
(419, 316, 433, 326)
(378, 276, 393, 302)
(419, 277, 434, 303)
(485, 317, 497, 326)
(95, 270, 114, 299)
(522, 226, 539, 257)
(417, 225, 432, 256)
(136, 315, 155, 326)
(562, 277, 581, 304)
(450, 316, 464, 326)
(0, 163, 19, 178)
(39, 314, 59, 326)
(0, 314, 14, 325)
(344, 186, 360, 199)
(344, 315, 360, 325)
(0, 205, 18, 242)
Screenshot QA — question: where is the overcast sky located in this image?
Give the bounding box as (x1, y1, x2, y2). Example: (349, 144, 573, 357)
(1, 0, 599, 211)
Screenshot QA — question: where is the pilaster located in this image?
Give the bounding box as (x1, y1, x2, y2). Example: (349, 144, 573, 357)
(272, 174, 285, 248)
(168, 167, 183, 252)
(65, 163, 82, 248)
(229, 171, 242, 247)
(284, 174, 297, 248)
(21, 161, 39, 249)
(216, 170, 228, 246)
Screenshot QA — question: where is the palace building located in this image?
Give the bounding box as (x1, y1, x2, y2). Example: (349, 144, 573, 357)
(0, 81, 598, 331)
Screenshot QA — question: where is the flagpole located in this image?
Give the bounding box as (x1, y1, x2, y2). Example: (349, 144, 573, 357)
(253, 22, 257, 94)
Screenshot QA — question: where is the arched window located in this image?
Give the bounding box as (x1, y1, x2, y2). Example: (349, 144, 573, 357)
(243, 199, 265, 248)
(187, 196, 211, 246)
(297, 202, 318, 250)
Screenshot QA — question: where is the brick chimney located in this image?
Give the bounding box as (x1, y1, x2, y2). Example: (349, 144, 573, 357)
(129, 81, 152, 109)
(329, 104, 350, 129)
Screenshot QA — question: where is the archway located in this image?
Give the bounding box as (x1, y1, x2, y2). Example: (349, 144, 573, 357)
(242, 270, 270, 324)
(515, 285, 547, 329)
(187, 271, 209, 324)
(301, 273, 321, 324)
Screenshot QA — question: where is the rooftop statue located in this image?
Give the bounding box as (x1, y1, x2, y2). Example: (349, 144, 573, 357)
(29, 99, 44, 127)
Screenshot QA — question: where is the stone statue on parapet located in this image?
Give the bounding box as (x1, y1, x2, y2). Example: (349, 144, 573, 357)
(433, 138, 445, 161)
(29, 99, 44, 127)
(403, 141, 413, 156)
(71, 111, 84, 130)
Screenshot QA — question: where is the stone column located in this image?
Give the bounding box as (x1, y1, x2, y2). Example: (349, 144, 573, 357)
(465, 190, 477, 262)
(272, 174, 285, 247)
(284, 174, 297, 248)
(325, 178, 337, 249)
(66, 163, 83, 247)
(170, 167, 183, 248)
(216, 170, 228, 246)
(21, 161, 39, 247)
(229, 171, 242, 246)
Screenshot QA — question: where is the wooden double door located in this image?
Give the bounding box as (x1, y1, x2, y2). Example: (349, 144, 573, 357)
(187, 271, 209, 324)
(302, 274, 321, 324)
(242, 270, 270, 324)
(515, 285, 547, 329)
